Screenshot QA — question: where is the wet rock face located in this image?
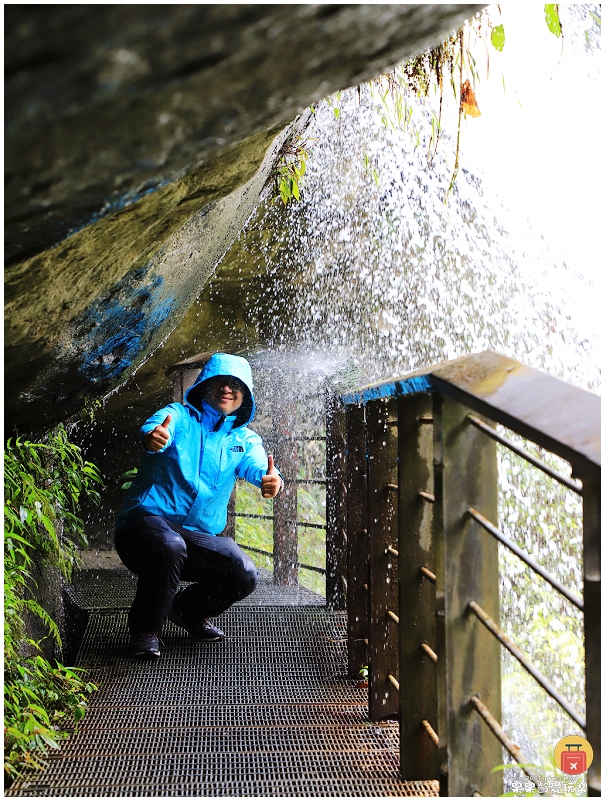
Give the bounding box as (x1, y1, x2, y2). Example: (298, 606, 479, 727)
(5, 122, 302, 432)
(5, 4, 483, 432)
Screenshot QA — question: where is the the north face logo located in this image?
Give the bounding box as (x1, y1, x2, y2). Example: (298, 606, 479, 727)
(230, 446, 244, 452)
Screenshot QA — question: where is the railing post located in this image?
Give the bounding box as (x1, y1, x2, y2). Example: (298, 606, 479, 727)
(397, 393, 438, 780)
(326, 395, 347, 611)
(171, 369, 184, 404)
(167, 350, 215, 405)
(433, 394, 502, 797)
(272, 402, 298, 586)
(346, 404, 369, 679)
(582, 477, 601, 796)
(222, 483, 236, 540)
(366, 398, 399, 722)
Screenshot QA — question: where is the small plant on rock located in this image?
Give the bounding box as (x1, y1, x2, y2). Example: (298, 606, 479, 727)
(274, 135, 315, 205)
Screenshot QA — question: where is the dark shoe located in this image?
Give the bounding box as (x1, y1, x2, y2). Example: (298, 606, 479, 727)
(168, 609, 225, 641)
(129, 632, 161, 659)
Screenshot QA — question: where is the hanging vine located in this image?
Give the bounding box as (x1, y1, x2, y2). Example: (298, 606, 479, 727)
(306, 5, 571, 203)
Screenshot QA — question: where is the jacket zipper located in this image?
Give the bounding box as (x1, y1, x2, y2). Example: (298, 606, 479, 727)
(213, 414, 226, 432)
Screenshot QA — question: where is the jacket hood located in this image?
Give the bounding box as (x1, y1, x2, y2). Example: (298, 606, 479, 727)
(185, 353, 255, 427)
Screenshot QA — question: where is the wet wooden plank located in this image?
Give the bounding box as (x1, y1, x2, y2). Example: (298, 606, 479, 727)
(397, 393, 438, 780)
(326, 397, 347, 611)
(341, 350, 601, 476)
(582, 478, 601, 796)
(366, 398, 399, 722)
(433, 395, 502, 797)
(346, 404, 369, 679)
(431, 351, 601, 475)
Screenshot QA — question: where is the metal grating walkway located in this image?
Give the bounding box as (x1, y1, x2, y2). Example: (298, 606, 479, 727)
(69, 566, 327, 611)
(8, 570, 438, 797)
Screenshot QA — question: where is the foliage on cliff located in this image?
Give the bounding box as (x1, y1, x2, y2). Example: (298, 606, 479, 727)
(4, 428, 102, 784)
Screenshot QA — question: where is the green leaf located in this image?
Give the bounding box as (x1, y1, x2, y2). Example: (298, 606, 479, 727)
(40, 734, 61, 749)
(120, 468, 138, 479)
(120, 481, 132, 491)
(492, 764, 539, 773)
(491, 24, 505, 52)
(333, 108, 340, 120)
(544, 4, 561, 36)
(292, 180, 300, 201)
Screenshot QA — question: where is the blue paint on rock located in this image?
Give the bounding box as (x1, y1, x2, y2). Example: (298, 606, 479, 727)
(68, 267, 175, 383)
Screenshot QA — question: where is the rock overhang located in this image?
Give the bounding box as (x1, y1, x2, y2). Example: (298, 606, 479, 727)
(4, 4, 485, 433)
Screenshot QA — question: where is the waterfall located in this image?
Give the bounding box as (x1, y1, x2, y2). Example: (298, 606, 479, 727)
(193, 5, 601, 782)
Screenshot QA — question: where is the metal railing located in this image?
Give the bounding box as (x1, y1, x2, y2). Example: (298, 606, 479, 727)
(228, 430, 334, 589)
(337, 351, 600, 797)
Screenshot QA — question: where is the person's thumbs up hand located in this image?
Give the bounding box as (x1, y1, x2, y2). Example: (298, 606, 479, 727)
(261, 454, 282, 498)
(144, 414, 172, 452)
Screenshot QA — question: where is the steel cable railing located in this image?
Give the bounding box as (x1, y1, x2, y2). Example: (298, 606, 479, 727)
(467, 507, 584, 610)
(467, 414, 582, 494)
(233, 457, 328, 578)
(341, 352, 599, 795)
(462, 407, 587, 780)
(468, 600, 585, 730)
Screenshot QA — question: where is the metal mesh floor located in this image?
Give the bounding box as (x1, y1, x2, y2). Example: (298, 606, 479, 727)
(8, 572, 438, 797)
(71, 566, 326, 610)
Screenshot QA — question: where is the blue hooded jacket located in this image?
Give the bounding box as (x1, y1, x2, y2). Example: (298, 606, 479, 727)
(115, 354, 276, 535)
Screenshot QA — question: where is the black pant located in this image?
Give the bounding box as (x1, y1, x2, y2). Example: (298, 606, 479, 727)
(115, 516, 258, 635)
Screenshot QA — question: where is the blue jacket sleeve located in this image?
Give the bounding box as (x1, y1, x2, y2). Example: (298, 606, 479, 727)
(139, 403, 182, 454)
(237, 433, 283, 489)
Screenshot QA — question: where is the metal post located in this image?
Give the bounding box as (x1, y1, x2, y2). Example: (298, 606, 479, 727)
(433, 395, 502, 797)
(171, 370, 184, 404)
(582, 477, 601, 796)
(182, 368, 200, 401)
(222, 483, 236, 540)
(397, 393, 438, 780)
(272, 402, 298, 586)
(366, 398, 399, 722)
(326, 395, 347, 611)
(171, 366, 201, 405)
(346, 404, 369, 678)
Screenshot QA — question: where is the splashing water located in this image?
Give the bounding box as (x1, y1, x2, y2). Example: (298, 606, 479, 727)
(188, 6, 601, 779)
